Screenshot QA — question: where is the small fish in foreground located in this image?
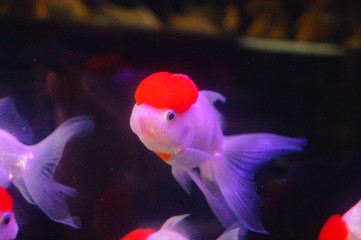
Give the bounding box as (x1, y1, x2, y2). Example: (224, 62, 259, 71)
(0, 97, 94, 228)
(120, 214, 241, 240)
(130, 72, 306, 233)
(0, 187, 18, 240)
(318, 199, 361, 240)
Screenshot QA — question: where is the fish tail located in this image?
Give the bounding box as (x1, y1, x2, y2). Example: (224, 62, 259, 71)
(213, 133, 306, 233)
(23, 116, 94, 228)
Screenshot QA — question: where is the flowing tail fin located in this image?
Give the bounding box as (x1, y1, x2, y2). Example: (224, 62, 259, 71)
(23, 116, 94, 228)
(213, 133, 306, 233)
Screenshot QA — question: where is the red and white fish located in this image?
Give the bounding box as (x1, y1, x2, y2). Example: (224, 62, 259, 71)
(0, 97, 94, 228)
(130, 72, 306, 233)
(318, 199, 361, 240)
(0, 187, 18, 240)
(120, 214, 241, 240)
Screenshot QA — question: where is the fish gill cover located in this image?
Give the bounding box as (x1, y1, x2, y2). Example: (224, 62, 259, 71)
(135, 72, 199, 113)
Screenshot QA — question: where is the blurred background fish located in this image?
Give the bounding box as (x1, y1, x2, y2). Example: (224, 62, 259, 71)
(0, 97, 94, 228)
(318, 199, 361, 240)
(0, 187, 18, 240)
(120, 214, 241, 240)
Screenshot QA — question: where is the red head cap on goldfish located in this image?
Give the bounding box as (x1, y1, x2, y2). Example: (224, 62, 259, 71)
(0, 187, 13, 212)
(135, 72, 199, 113)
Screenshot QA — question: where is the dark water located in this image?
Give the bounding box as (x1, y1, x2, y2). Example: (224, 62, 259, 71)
(1, 19, 361, 240)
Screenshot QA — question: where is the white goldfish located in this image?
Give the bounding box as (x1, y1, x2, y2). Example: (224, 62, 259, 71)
(0, 187, 18, 240)
(319, 199, 361, 240)
(0, 97, 94, 228)
(120, 214, 241, 240)
(130, 72, 306, 233)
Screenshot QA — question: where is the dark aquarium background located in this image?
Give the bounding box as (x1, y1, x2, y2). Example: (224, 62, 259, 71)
(1, 0, 361, 239)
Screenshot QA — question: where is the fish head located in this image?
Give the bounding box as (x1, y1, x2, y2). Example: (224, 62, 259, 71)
(120, 228, 156, 240)
(130, 103, 195, 154)
(318, 214, 348, 240)
(130, 72, 199, 155)
(0, 211, 18, 240)
(0, 188, 18, 240)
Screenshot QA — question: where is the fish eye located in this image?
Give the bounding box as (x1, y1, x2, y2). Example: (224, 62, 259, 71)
(1, 213, 10, 225)
(165, 110, 176, 121)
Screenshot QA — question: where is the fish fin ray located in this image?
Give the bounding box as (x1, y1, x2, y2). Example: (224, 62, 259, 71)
(217, 225, 247, 240)
(0, 165, 11, 189)
(223, 133, 306, 180)
(159, 214, 199, 240)
(0, 97, 34, 144)
(187, 169, 237, 227)
(200, 90, 226, 104)
(23, 116, 94, 228)
(174, 148, 210, 169)
(12, 175, 35, 204)
(171, 167, 192, 195)
(214, 133, 306, 232)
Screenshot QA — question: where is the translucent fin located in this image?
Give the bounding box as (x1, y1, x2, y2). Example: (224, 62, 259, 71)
(222, 134, 306, 180)
(200, 91, 226, 129)
(217, 227, 243, 240)
(0, 165, 11, 189)
(342, 199, 361, 237)
(213, 133, 306, 233)
(171, 167, 192, 195)
(173, 148, 212, 169)
(23, 116, 94, 228)
(219, 222, 248, 240)
(157, 214, 198, 240)
(200, 90, 226, 104)
(12, 174, 35, 204)
(0, 97, 34, 144)
(187, 169, 238, 228)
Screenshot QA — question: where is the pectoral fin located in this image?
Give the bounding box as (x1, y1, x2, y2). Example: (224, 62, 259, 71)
(171, 167, 192, 195)
(172, 148, 212, 169)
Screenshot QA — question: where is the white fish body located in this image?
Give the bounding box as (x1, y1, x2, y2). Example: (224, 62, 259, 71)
(0, 97, 94, 228)
(130, 74, 306, 234)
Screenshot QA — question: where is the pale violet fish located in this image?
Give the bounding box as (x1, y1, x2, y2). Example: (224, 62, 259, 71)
(319, 199, 361, 240)
(130, 72, 307, 233)
(121, 214, 242, 240)
(0, 97, 94, 228)
(0, 187, 18, 240)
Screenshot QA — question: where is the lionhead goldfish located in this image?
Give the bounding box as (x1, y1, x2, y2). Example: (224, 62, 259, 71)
(130, 72, 306, 233)
(120, 214, 241, 240)
(0, 97, 94, 228)
(0, 187, 18, 240)
(318, 199, 361, 240)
